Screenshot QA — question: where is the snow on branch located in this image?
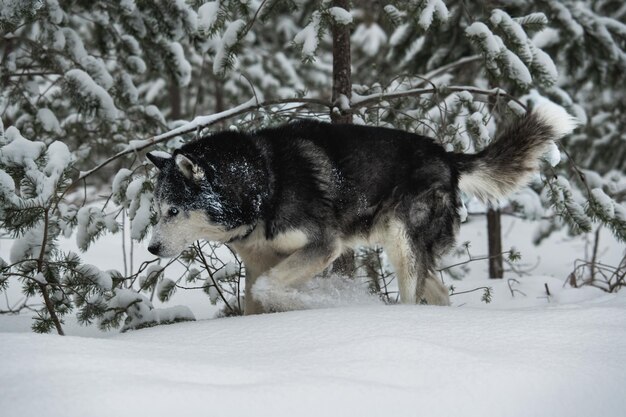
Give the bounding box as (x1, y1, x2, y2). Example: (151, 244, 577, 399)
(294, 11, 323, 60)
(328, 7, 352, 25)
(213, 20, 246, 76)
(417, 0, 449, 32)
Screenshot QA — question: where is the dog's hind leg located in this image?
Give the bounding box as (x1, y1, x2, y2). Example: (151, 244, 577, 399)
(252, 241, 343, 312)
(422, 273, 450, 306)
(383, 219, 420, 303)
(383, 218, 450, 305)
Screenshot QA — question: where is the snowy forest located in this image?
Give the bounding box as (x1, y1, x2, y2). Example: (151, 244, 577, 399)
(1, 1, 625, 416)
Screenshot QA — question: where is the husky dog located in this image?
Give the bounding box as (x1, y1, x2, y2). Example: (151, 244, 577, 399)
(147, 105, 577, 314)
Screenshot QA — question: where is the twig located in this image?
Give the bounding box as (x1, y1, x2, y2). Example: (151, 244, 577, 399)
(590, 226, 601, 282)
(418, 55, 482, 82)
(544, 283, 551, 297)
(194, 242, 234, 313)
(439, 249, 514, 272)
(449, 286, 492, 296)
(507, 278, 527, 297)
(349, 85, 527, 114)
(0, 296, 38, 314)
(241, 0, 270, 36)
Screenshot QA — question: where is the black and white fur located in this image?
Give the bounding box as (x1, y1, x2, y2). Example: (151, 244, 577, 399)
(147, 105, 578, 314)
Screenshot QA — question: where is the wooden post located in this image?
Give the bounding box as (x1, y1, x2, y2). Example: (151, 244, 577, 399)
(487, 206, 503, 279)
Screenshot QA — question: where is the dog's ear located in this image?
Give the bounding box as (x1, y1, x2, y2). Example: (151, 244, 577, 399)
(175, 153, 204, 181)
(146, 152, 171, 170)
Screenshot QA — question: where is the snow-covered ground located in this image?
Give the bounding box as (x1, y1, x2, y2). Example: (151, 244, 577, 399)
(2, 299, 626, 417)
(1, 215, 625, 417)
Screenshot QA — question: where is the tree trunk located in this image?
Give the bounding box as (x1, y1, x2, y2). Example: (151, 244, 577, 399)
(169, 78, 182, 119)
(487, 206, 503, 278)
(330, 0, 355, 276)
(214, 76, 224, 114)
(38, 209, 64, 335)
(39, 283, 65, 335)
(330, 0, 352, 125)
(214, 75, 225, 128)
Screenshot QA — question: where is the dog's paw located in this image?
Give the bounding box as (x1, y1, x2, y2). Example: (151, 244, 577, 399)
(252, 276, 305, 312)
(250, 276, 277, 304)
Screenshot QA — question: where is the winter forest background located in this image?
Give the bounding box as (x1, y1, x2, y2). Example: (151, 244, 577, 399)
(1, 1, 626, 416)
(0, 0, 625, 334)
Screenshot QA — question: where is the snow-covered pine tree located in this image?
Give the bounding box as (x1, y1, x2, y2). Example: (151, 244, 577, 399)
(345, 1, 626, 280)
(0, 1, 199, 173)
(531, 1, 626, 245)
(0, 125, 110, 334)
(0, 1, 202, 332)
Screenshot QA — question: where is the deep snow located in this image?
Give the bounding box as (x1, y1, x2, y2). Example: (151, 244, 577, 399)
(2, 298, 626, 417)
(1, 215, 625, 416)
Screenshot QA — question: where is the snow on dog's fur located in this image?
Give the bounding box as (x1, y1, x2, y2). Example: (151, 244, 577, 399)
(147, 106, 578, 314)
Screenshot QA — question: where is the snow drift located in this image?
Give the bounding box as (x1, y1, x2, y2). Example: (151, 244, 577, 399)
(2, 294, 626, 417)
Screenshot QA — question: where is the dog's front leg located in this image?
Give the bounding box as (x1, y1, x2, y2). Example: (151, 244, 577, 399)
(252, 242, 342, 312)
(243, 262, 272, 315)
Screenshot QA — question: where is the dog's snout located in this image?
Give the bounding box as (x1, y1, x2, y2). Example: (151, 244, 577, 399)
(148, 242, 162, 255)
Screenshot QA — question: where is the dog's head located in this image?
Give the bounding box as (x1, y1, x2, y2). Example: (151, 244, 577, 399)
(146, 133, 268, 257)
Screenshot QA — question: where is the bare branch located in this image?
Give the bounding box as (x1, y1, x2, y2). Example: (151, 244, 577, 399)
(350, 85, 527, 113)
(73, 97, 332, 184)
(418, 55, 482, 82)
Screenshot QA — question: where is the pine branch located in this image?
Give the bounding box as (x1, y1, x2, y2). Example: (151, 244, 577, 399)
(241, 0, 270, 36)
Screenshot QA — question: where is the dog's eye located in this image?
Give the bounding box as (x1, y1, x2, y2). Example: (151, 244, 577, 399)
(168, 207, 179, 217)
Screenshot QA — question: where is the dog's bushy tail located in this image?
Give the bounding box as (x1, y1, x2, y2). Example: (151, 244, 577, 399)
(454, 104, 579, 202)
